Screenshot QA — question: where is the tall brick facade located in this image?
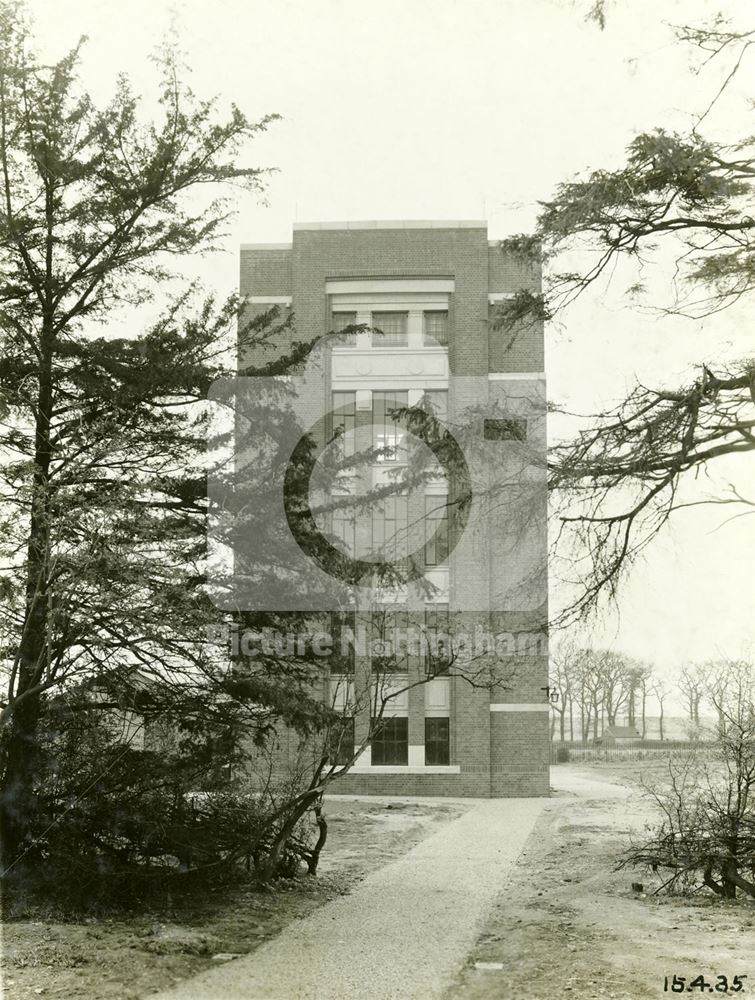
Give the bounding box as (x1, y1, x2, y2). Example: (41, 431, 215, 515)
(239, 221, 549, 797)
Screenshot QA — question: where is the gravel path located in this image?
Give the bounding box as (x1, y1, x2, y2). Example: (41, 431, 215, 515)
(148, 796, 548, 1000)
(549, 766, 632, 800)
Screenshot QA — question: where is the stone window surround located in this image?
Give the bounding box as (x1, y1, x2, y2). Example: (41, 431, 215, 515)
(331, 301, 449, 352)
(325, 280, 455, 777)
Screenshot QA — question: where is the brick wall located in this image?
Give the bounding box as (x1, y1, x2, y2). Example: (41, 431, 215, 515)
(237, 223, 549, 798)
(240, 246, 291, 296)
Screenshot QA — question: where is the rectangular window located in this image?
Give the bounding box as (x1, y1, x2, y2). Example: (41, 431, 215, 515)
(332, 311, 357, 346)
(424, 603, 450, 673)
(331, 391, 357, 457)
(326, 716, 355, 766)
(372, 311, 408, 347)
(483, 417, 527, 441)
(371, 716, 408, 765)
(330, 611, 356, 673)
(425, 717, 450, 765)
(332, 503, 356, 558)
(372, 390, 408, 463)
(371, 606, 410, 671)
(424, 494, 450, 566)
(422, 390, 448, 424)
(423, 311, 448, 347)
(372, 496, 408, 564)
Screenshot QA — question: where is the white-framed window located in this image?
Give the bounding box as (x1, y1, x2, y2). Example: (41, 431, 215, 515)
(424, 717, 450, 765)
(330, 390, 358, 460)
(332, 311, 357, 346)
(424, 496, 450, 567)
(423, 310, 449, 347)
(372, 311, 408, 347)
(372, 390, 408, 463)
(371, 496, 408, 564)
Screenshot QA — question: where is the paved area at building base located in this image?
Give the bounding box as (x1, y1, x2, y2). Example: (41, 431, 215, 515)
(148, 795, 548, 1000)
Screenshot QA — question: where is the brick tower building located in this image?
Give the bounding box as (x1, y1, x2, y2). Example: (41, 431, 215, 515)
(239, 221, 549, 797)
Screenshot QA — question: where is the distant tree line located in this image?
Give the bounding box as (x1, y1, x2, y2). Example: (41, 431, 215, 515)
(549, 642, 750, 742)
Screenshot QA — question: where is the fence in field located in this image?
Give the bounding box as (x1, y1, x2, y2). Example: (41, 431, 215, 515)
(550, 738, 710, 763)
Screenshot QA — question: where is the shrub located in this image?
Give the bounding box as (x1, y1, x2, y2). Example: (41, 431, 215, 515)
(1, 696, 320, 916)
(621, 693, 755, 900)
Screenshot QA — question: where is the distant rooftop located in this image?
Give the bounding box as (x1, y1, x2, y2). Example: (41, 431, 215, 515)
(241, 220, 492, 250)
(292, 220, 487, 231)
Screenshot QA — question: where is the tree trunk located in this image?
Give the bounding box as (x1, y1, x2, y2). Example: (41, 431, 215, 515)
(641, 687, 647, 739)
(703, 864, 726, 897)
(306, 801, 328, 875)
(724, 863, 755, 899)
(0, 696, 44, 872)
(0, 316, 54, 872)
(256, 782, 325, 882)
(721, 859, 738, 899)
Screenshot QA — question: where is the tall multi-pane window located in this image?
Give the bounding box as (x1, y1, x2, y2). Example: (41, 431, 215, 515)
(424, 494, 451, 566)
(371, 606, 410, 670)
(371, 716, 408, 765)
(332, 311, 357, 346)
(423, 311, 449, 347)
(372, 390, 408, 463)
(425, 717, 450, 765)
(372, 496, 408, 564)
(372, 311, 408, 347)
(422, 389, 448, 424)
(330, 611, 356, 673)
(424, 603, 450, 673)
(331, 503, 356, 558)
(331, 391, 356, 457)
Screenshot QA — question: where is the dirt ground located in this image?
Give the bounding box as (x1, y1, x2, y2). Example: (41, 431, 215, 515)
(449, 763, 755, 1000)
(5, 766, 755, 1000)
(1, 797, 468, 1000)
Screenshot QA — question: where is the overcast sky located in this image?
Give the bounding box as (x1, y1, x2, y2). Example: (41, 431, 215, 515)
(28, 0, 755, 692)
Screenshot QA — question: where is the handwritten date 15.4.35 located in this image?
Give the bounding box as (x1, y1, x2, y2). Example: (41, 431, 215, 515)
(664, 975, 748, 993)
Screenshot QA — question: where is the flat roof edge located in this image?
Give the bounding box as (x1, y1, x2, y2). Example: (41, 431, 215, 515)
(292, 220, 488, 231)
(240, 243, 293, 251)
